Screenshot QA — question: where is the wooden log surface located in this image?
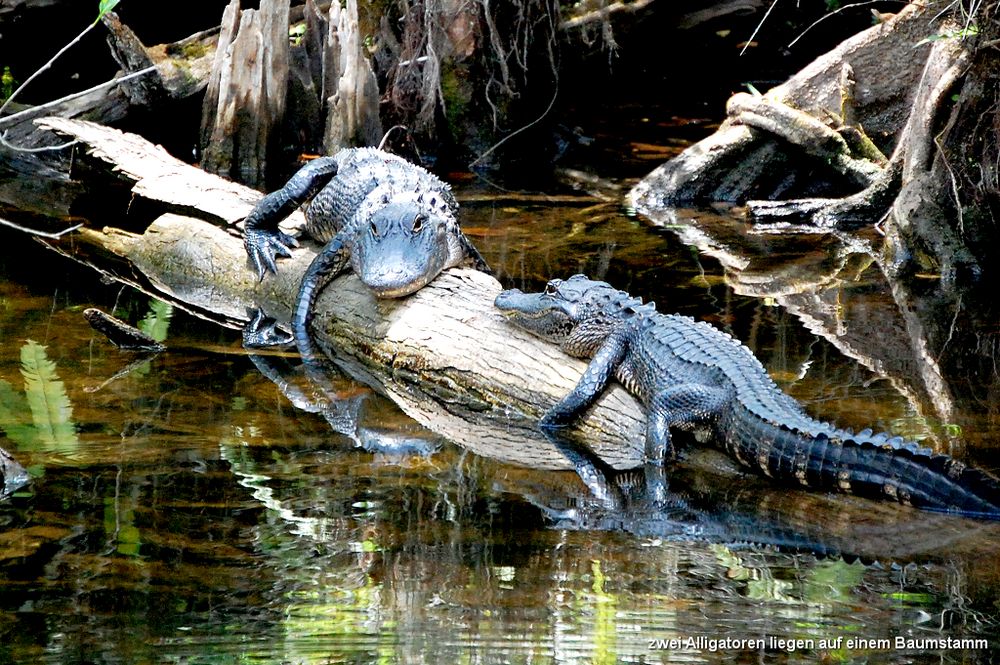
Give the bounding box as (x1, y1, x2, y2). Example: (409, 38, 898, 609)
(37, 116, 646, 471)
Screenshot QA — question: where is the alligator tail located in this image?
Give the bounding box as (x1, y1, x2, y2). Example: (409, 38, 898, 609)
(723, 407, 1000, 519)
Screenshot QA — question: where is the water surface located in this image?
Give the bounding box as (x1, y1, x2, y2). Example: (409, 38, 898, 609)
(0, 141, 999, 663)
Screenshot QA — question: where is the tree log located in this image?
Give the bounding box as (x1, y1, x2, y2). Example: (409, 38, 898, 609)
(36, 116, 646, 471)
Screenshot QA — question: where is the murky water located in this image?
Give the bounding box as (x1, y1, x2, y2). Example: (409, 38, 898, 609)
(2, 137, 1000, 664)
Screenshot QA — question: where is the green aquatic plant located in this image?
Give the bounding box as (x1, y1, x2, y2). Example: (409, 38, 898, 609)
(137, 299, 173, 343)
(0, 340, 81, 475)
(0, 378, 39, 450)
(20, 339, 79, 454)
(0, 66, 16, 104)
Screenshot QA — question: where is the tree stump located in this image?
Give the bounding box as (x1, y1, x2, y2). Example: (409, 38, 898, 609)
(199, 0, 289, 188)
(630, 1, 993, 280)
(322, 0, 383, 152)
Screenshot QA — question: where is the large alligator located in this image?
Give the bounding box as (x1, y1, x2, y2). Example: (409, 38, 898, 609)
(495, 274, 1000, 518)
(243, 148, 489, 346)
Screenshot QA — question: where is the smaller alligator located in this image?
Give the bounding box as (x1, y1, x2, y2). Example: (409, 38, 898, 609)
(243, 148, 489, 346)
(495, 274, 1000, 518)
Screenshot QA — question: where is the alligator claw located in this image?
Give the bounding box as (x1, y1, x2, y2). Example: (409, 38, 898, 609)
(245, 228, 299, 281)
(242, 308, 294, 348)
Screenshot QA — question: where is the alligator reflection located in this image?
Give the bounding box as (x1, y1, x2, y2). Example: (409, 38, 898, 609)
(528, 431, 837, 555)
(510, 429, 1000, 566)
(243, 315, 442, 459)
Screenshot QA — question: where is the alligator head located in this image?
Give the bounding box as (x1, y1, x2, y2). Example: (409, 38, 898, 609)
(495, 274, 647, 357)
(351, 201, 455, 298)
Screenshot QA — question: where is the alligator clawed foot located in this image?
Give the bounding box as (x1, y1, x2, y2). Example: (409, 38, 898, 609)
(242, 308, 294, 348)
(244, 228, 299, 281)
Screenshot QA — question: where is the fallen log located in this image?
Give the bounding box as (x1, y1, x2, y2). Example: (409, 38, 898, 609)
(36, 116, 646, 471)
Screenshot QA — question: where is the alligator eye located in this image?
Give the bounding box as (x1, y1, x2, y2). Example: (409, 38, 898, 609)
(369, 221, 379, 238)
(412, 213, 426, 233)
(544, 280, 560, 296)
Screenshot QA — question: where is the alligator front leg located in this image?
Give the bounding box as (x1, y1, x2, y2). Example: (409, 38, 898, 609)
(540, 331, 627, 428)
(292, 232, 351, 352)
(243, 156, 339, 280)
(645, 384, 728, 464)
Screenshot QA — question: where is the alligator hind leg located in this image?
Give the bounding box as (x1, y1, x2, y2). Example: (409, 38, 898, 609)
(243, 156, 340, 280)
(645, 384, 728, 464)
(457, 234, 492, 274)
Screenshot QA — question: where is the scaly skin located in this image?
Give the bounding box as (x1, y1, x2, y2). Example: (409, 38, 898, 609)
(495, 274, 1000, 518)
(243, 148, 489, 348)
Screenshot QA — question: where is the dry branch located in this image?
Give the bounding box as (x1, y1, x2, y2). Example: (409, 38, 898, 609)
(0, 14, 220, 148)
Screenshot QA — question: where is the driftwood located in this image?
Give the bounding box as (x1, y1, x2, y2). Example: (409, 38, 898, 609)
(630, 2, 994, 280)
(629, 3, 954, 217)
(37, 115, 646, 471)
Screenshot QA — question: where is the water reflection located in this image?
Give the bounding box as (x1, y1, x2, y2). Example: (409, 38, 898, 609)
(0, 180, 998, 662)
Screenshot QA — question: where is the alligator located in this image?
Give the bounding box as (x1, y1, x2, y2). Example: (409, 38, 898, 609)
(495, 274, 1000, 518)
(242, 148, 490, 346)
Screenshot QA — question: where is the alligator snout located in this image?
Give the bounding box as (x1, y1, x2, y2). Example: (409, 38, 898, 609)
(358, 251, 443, 297)
(493, 288, 524, 309)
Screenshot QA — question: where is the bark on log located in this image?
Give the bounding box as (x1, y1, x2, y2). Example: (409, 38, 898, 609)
(36, 116, 646, 471)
